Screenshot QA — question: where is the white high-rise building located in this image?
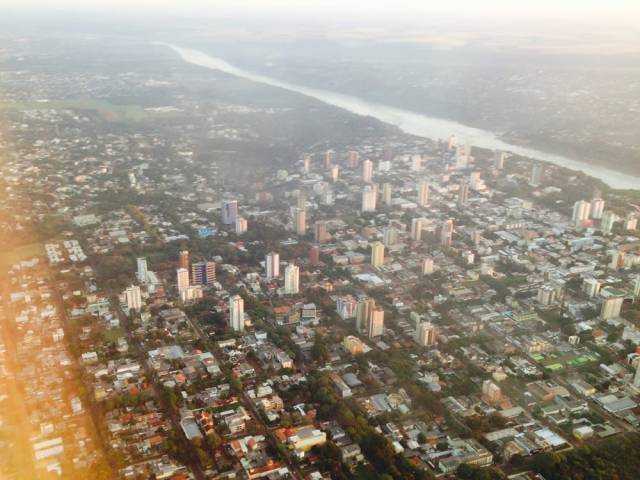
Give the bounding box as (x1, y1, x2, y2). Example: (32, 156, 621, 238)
(229, 295, 245, 332)
(382, 183, 392, 206)
(590, 198, 606, 220)
(125, 285, 142, 311)
(458, 183, 469, 207)
(136, 257, 148, 283)
(177, 268, 190, 292)
(362, 159, 373, 183)
(417, 181, 429, 207)
(235, 216, 248, 235)
(634, 275, 640, 297)
(414, 321, 437, 347)
(222, 200, 238, 225)
(265, 252, 280, 280)
(601, 211, 617, 234)
(572, 200, 591, 227)
(337, 295, 357, 320)
(284, 263, 300, 294)
(361, 185, 377, 213)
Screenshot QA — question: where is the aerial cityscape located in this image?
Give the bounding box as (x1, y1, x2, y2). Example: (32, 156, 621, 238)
(1, 1, 640, 480)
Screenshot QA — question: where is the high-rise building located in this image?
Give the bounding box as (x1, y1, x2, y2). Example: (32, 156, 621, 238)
(309, 245, 320, 266)
(601, 296, 624, 320)
(125, 285, 142, 311)
(179, 250, 190, 271)
(635, 275, 640, 298)
(367, 306, 385, 339)
(222, 200, 238, 225)
(601, 211, 617, 234)
(530, 164, 543, 186)
(572, 200, 591, 227)
(370, 241, 385, 268)
(284, 263, 300, 294)
(347, 150, 360, 169)
(411, 217, 427, 242)
(265, 252, 280, 280)
(411, 154, 423, 172)
(362, 159, 373, 183)
(356, 298, 375, 333)
(361, 185, 377, 213)
(625, 213, 638, 231)
(440, 219, 454, 247)
(329, 165, 339, 182)
(136, 257, 148, 283)
(609, 250, 624, 270)
(457, 182, 469, 207)
(297, 191, 307, 210)
(382, 183, 392, 206)
(336, 295, 357, 320)
(590, 198, 606, 220)
(229, 295, 245, 332)
(417, 181, 429, 207)
(325, 149, 335, 169)
(422, 257, 434, 275)
(177, 268, 190, 292)
(235, 216, 248, 235)
(294, 208, 307, 235)
(383, 227, 398, 247)
(494, 151, 506, 170)
(302, 156, 311, 174)
(191, 261, 216, 286)
(414, 321, 436, 346)
(314, 220, 328, 243)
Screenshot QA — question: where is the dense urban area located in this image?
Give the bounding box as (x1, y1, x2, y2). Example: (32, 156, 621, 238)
(2, 36, 640, 480)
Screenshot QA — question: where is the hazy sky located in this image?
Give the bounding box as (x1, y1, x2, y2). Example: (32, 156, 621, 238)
(4, 0, 640, 21)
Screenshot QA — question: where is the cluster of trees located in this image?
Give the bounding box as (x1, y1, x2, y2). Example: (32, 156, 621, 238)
(307, 372, 431, 480)
(531, 433, 640, 480)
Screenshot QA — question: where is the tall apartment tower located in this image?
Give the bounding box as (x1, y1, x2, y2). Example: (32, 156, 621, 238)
(136, 257, 148, 283)
(222, 200, 238, 225)
(176, 268, 190, 292)
(440, 219, 454, 247)
(191, 261, 216, 286)
(265, 252, 280, 280)
(294, 208, 307, 235)
(314, 220, 328, 243)
(284, 263, 300, 294)
(179, 250, 190, 271)
(367, 306, 385, 339)
(125, 285, 142, 311)
(362, 159, 374, 183)
(370, 241, 385, 268)
(382, 183, 392, 206)
(361, 185, 377, 213)
(229, 295, 245, 332)
(417, 181, 429, 207)
(356, 298, 375, 333)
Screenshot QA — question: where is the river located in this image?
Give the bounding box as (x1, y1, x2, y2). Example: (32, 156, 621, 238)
(162, 43, 639, 190)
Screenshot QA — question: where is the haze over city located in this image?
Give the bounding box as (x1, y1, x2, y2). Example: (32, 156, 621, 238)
(1, 1, 640, 480)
